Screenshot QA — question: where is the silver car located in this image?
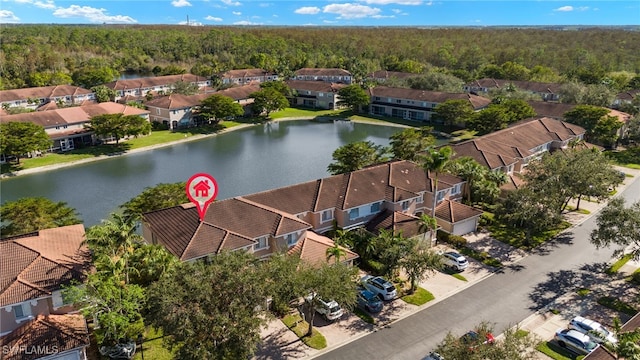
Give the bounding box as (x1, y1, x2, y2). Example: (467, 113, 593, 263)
(361, 275, 397, 301)
(569, 316, 617, 344)
(555, 328, 599, 355)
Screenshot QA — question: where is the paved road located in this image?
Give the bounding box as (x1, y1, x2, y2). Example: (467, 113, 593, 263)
(315, 175, 640, 360)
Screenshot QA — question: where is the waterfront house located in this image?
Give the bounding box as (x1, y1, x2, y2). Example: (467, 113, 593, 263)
(0, 224, 91, 360)
(0, 85, 95, 110)
(464, 78, 563, 102)
(219, 68, 279, 85)
(104, 74, 212, 102)
(285, 80, 346, 110)
(293, 68, 352, 84)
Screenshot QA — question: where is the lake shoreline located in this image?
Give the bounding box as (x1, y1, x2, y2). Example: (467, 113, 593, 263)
(0, 117, 409, 179)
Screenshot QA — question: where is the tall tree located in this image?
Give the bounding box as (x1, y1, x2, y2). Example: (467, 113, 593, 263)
(0, 197, 81, 238)
(199, 94, 244, 123)
(326, 243, 347, 264)
(85, 114, 151, 145)
(417, 214, 438, 241)
(121, 182, 188, 221)
(327, 141, 389, 175)
(432, 99, 475, 127)
(91, 85, 117, 103)
(170, 80, 200, 95)
(337, 84, 370, 113)
(420, 146, 454, 241)
(499, 98, 536, 122)
(467, 105, 511, 135)
(0, 122, 52, 163)
(146, 251, 269, 360)
(448, 157, 486, 204)
(389, 127, 435, 161)
(374, 229, 415, 278)
(563, 105, 610, 141)
(590, 198, 640, 260)
(250, 87, 289, 117)
(400, 243, 442, 294)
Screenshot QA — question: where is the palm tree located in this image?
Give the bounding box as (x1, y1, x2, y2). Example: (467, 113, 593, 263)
(420, 146, 454, 243)
(417, 214, 438, 243)
(449, 157, 485, 204)
(326, 244, 347, 264)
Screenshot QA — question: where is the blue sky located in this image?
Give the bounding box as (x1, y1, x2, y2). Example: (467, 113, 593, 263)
(1, 0, 638, 26)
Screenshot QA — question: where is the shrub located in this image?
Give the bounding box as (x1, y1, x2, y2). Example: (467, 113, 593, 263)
(632, 269, 640, 285)
(151, 121, 169, 131)
(362, 259, 386, 276)
(479, 212, 494, 227)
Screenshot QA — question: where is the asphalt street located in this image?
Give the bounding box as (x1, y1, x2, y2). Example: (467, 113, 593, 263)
(315, 174, 640, 360)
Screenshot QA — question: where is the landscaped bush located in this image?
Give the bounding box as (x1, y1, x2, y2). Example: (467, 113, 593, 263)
(362, 259, 386, 276)
(437, 231, 467, 248)
(151, 121, 169, 131)
(479, 212, 495, 227)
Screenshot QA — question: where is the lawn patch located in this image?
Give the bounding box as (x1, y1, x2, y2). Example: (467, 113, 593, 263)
(451, 273, 467, 282)
(133, 326, 175, 360)
(488, 221, 571, 249)
(606, 254, 633, 275)
(597, 296, 638, 316)
(353, 308, 375, 324)
(576, 288, 590, 297)
(564, 205, 591, 214)
(536, 341, 582, 360)
(281, 313, 327, 350)
(401, 287, 435, 306)
(605, 148, 640, 169)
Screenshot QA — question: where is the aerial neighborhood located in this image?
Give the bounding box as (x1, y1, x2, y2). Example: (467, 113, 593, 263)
(1, 25, 640, 360)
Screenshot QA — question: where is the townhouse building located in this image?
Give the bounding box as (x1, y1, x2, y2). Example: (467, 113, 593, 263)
(464, 78, 563, 102)
(0, 224, 92, 360)
(219, 68, 279, 85)
(104, 74, 212, 102)
(293, 68, 352, 84)
(285, 80, 346, 110)
(0, 85, 95, 110)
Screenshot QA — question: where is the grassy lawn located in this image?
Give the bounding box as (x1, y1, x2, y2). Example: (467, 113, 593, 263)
(133, 327, 175, 360)
(441, 268, 468, 281)
(605, 148, 640, 169)
(401, 287, 435, 306)
(536, 341, 584, 360)
(564, 205, 591, 215)
(269, 108, 343, 119)
(488, 220, 572, 249)
(451, 273, 467, 281)
(281, 313, 327, 350)
(353, 308, 375, 324)
(597, 296, 638, 316)
(606, 254, 633, 274)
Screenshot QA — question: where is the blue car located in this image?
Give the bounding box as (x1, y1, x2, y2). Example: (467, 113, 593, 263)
(356, 289, 384, 313)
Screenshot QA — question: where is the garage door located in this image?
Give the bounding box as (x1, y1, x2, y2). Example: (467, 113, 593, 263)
(453, 218, 477, 236)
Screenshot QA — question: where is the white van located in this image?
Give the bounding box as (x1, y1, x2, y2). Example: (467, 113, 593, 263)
(314, 297, 344, 321)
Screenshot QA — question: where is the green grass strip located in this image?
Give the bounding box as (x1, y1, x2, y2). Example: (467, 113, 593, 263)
(401, 287, 435, 306)
(535, 341, 582, 360)
(606, 254, 633, 274)
(597, 296, 638, 316)
(353, 308, 375, 324)
(281, 313, 327, 349)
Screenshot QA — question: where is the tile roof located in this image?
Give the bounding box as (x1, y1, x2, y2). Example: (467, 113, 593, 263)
(287, 231, 358, 267)
(0, 102, 149, 128)
(0, 85, 93, 103)
(144, 84, 261, 109)
(615, 89, 640, 101)
(466, 78, 562, 94)
(434, 200, 483, 223)
(0, 314, 89, 360)
(104, 74, 209, 91)
(0, 224, 90, 307)
(365, 209, 424, 238)
(294, 68, 352, 76)
(215, 83, 261, 100)
(285, 80, 347, 93)
(220, 68, 276, 78)
(369, 86, 491, 110)
(450, 117, 586, 170)
(527, 100, 577, 119)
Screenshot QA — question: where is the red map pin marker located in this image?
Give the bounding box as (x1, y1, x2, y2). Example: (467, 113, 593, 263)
(186, 173, 219, 222)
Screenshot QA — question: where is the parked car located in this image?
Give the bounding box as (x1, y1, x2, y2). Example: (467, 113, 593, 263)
(422, 352, 445, 360)
(306, 294, 344, 321)
(356, 289, 384, 313)
(569, 316, 617, 344)
(459, 330, 495, 351)
(361, 275, 397, 301)
(555, 328, 600, 355)
(443, 251, 469, 272)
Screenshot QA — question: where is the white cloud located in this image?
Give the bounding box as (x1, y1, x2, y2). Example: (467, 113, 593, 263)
(295, 6, 320, 15)
(172, 0, 192, 7)
(0, 10, 20, 23)
(52, 5, 137, 23)
(577, 6, 589, 11)
(222, 0, 241, 6)
(359, 0, 421, 5)
(371, 14, 395, 18)
(323, 3, 381, 19)
(205, 15, 223, 21)
(13, 0, 56, 9)
(233, 20, 262, 25)
(554, 6, 574, 12)
(232, 11, 241, 15)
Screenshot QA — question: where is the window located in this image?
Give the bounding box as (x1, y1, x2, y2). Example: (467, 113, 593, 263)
(396, 99, 402, 104)
(156, 108, 161, 115)
(401, 201, 410, 211)
(318, 92, 324, 97)
(349, 208, 359, 220)
(437, 191, 445, 202)
(451, 184, 462, 195)
(370, 202, 381, 213)
(253, 236, 268, 251)
(286, 234, 297, 246)
(12, 303, 32, 321)
(321, 209, 334, 223)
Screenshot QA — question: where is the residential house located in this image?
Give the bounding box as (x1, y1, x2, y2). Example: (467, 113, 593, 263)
(142, 160, 482, 263)
(285, 80, 346, 110)
(0, 224, 91, 360)
(104, 74, 212, 102)
(367, 70, 422, 83)
(287, 231, 359, 266)
(144, 84, 260, 130)
(0, 102, 150, 159)
(219, 69, 278, 85)
(613, 89, 640, 109)
(0, 85, 95, 110)
(583, 312, 640, 360)
(368, 86, 491, 123)
(450, 117, 586, 191)
(464, 78, 563, 102)
(293, 68, 352, 84)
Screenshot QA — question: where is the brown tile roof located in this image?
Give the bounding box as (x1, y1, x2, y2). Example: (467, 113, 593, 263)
(0, 314, 89, 360)
(104, 74, 209, 91)
(215, 84, 261, 100)
(435, 200, 483, 223)
(143, 199, 311, 261)
(0, 85, 93, 103)
(287, 231, 358, 266)
(369, 86, 491, 110)
(365, 209, 424, 238)
(36, 101, 59, 111)
(0, 102, 149, 128)
(220, 68, 276, 78)
(0, 225, 90, 307)
(285, 80, 347, 93)
(615, 89, 640, 101)
(144, 93, 209, 109)
(368, 70, 421, 80)
(527, 100, 576, 119)
(466, 78, 562, 94)
(294, 68, 352, 77)
(451, 117, 586, 170)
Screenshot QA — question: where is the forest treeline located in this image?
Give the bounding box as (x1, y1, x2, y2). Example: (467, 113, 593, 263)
(1, 25, 640, 90)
